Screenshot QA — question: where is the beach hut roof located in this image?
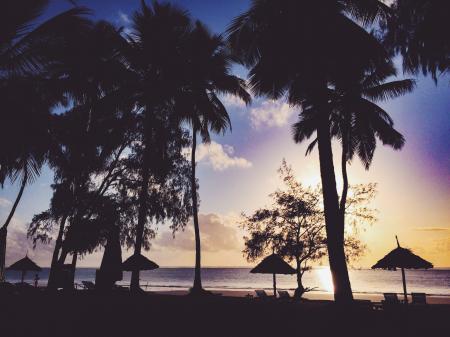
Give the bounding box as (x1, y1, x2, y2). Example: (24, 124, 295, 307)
(371, 238, 433, 270)
(250, 254, 296, 275)
(7, 255, 41, 272)
(122, 253, 159, 272)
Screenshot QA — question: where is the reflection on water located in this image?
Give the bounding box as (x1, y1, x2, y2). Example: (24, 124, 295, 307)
(316, 267, 334, 293)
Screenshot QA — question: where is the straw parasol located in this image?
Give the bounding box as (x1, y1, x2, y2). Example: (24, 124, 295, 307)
(250, 253, 296, 297)
(122, 253, 159, 272)
(372, 236, 433, 303)
(7, 255, 42, 283)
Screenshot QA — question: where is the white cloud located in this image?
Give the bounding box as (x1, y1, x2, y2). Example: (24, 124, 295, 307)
(118, 11, 131, 24)
(195, 141, 252, 171)
(250, 100, 297, 129)
(154, 213, 241, 252)
(220, 94, 248, 109)
(0, 197, 12, 208)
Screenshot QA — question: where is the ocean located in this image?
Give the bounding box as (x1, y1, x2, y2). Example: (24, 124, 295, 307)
(5, 267, 450, 296)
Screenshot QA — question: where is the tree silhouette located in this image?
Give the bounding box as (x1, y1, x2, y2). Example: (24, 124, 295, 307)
(123, 1, 194, 291)
(228, 0, 390, 303)
(242, 160, 375, 299)
(382, 0, 450, 82)
(0, 0, 90, 281)
(176, 21, 251, 294)
(294, 62, 414, 232)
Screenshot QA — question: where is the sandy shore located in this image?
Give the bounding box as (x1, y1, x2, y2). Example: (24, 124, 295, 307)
(154, 288, 450, 304)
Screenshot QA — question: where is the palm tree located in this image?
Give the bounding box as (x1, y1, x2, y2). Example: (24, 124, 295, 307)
(294, 63, 415, 225)
(124, 1, 194, 291)
(228, 0, 391, 302)
(382, 0, 450, 82)
(178, 22, 250, 294)
(0, 0, 90, 281)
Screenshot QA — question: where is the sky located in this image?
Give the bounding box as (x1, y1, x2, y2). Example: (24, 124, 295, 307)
(1, 0, 449, 269)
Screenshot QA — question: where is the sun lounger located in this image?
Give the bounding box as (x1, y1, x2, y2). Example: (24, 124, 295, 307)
(382, 292, 402, 307)
(81, 281, 95, 290)
(411, 292, 427, 305)
(277, 290, 291, 300)
(255, 290, 269, 299)
(354, 299, 374, 310)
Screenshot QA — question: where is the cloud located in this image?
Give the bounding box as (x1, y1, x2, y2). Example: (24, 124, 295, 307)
(5, 218, 54, 266)
(195, 141, 252, 171)
(154, 213, 241, 253)
(250, 100, 297, 129)
(220, 94, 248, 109)
(414, 227, 449, 232)
(118, 11, 131, 24)
(0, 197, 12, 208)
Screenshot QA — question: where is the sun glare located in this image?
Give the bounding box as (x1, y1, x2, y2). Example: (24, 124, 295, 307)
(317, 267, 334, 293)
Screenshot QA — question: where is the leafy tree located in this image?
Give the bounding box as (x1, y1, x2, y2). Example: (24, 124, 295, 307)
(228, 0, 390, 302)
(241, 160, 376, 298)
(122, 1, 195, 291)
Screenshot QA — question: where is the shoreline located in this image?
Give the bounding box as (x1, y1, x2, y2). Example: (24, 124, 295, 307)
(152, 288, 450, 304)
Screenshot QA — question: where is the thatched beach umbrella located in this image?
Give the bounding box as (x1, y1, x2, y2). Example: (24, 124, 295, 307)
(7, 255, 42, 283)
(250, 254, 296, 297)
(372, 236, 433, 303)
(122, 254, 158, 291)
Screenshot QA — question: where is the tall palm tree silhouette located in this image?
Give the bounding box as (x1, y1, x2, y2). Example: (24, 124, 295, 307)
(179, 22, 250, 294)
(125, 1, 193, 291)
(294, 62, 414, 225)
(228, 0, 391, 302)
(0, 0, 90, 281)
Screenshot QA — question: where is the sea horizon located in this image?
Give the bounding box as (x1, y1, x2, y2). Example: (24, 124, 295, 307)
(6, 267, 450, 296)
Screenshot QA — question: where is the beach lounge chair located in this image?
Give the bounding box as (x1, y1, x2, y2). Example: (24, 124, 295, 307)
(411, 292, 427, 305)
(81, 281, 95, 290)
(278, 290, 291, 300)
(382, 293, 402, 307)
(255, 290, 269, 299)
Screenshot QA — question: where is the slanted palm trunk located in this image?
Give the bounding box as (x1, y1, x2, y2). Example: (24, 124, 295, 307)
(0, 172, 27, 281)
(47, 215, 68, 290)
(191, 126, 203, 293)
(316, 100, 353, 303)
(130, 138, 151, 292)
(69, 251, 78, 289)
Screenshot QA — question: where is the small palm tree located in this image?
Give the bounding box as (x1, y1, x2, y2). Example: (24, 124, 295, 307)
(294, 64, 415, 221)
(179, 22, 250, 294)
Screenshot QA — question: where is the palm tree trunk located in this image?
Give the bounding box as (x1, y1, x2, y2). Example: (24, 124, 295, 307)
(339, 127, 349, 218)
(69, 251, 78, 289)
(316, 103, 353, 303)
(1, 170, 27, 231)
(130, 142, 151, 292)
(0, 171, 27, 281)
(47, 215, 68, 290)
(191, 126, 203, 293)
(58, 246, 69, 265)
